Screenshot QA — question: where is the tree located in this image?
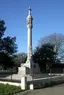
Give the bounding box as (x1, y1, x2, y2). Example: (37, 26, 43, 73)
(0, 19, 18, 69)
(14, 53, 27, 67)
(0, 20, 6, 39)
(0, 19, 17, 54)
(38, 33, 64, 60)
(0, 52, 14, 69)
(0, 20, 6, 50)
(2, 36, 17, 55)
(33, 43, 56, 72)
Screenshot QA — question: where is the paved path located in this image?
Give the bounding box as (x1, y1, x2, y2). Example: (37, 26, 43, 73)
(14, 84, 64, 95)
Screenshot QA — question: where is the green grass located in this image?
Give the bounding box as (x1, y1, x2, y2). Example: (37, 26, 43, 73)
(0, 83, 22, 95)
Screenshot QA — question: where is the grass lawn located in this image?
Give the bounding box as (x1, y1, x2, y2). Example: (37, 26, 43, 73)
(0, 83, 22, 95)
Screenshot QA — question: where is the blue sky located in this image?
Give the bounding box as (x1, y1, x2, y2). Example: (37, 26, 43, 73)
(0, 0, 64, 53)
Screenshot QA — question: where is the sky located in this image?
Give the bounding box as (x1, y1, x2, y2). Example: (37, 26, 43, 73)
(0, 0, 64, 53)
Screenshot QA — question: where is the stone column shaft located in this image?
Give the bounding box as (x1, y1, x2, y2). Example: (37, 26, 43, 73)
(28, 27, 32, 60)
(26, 7, 33, 69)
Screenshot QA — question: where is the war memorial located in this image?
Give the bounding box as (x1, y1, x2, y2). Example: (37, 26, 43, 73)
(0, 8, 64, 91)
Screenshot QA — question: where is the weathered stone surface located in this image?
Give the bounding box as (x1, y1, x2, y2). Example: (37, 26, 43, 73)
(18, 7, 40, 77)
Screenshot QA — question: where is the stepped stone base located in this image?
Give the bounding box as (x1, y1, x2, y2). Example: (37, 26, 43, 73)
(18, 61, 40, 76)
(18, 66, 30, 75)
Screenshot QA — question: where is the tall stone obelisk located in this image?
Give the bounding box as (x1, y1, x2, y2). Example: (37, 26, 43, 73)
(26, 7, 33, 69)
(18, 7, 33, 75)
(18, 7, 40, 75)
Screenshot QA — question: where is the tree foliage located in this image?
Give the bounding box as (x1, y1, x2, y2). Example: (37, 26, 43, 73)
(14, 53, 27, 67)
(0, 19, 17, 69)
(2, 36, 17, 54)
(38, 33, 64, 60)
(0, 52, 14, 69)
(0, 19, 17, 54)
(0, 20, 6, 38)
(33, 43, 56, 72)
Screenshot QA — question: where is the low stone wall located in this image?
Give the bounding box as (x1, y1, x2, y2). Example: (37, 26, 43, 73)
(0, 74, 64, 90)
(27, 75, 64, 89)
(51, 68, 63, 73)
